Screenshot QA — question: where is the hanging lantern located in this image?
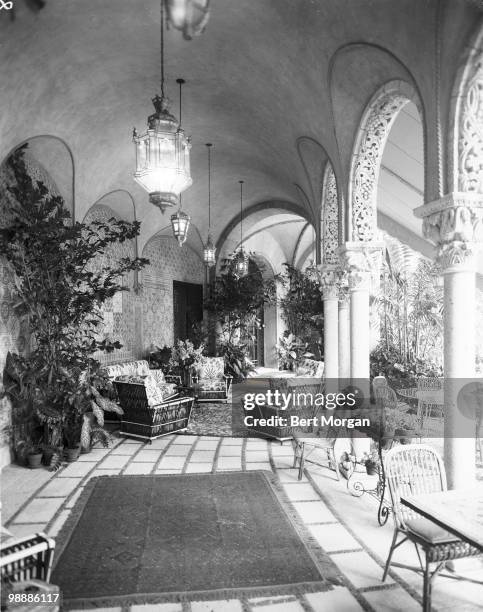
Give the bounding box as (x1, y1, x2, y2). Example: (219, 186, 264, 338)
(203, 235, 216, 267)
(133, 1, 192, 213)
(233, 180, 248, 278)
(166, 0, 210, 40)
(203, 143, 217, 267)
(171, 207, 191, 246)
(233, 248, 249, 278)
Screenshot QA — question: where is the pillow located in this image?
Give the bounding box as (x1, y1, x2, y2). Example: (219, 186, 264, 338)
(198, 357, 224, 381)
(149, 369, 166, 385)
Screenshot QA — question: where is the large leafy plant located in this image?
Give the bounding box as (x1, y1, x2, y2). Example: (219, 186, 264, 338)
(0, 145, 148, 453)
(204, 255, 275, 380)
(277, 263, 324, 358)
(372, 238, 443, 382)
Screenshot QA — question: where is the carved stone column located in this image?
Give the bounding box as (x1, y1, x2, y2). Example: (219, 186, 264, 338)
(340, 242, 383, 458)
(338, 286, 350, 381)
(318, 265, 340, 379)
(415, 194, 483, 489)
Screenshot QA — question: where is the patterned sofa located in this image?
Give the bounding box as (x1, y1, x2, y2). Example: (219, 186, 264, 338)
(192, 357, 232, 403)
(104, 360, 193, 441)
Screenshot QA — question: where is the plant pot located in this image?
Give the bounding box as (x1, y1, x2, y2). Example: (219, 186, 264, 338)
(42, 447, 55, 466)
(380, 435, 394, 450)
(65, 446, 81, 462)
(80, 446, 91, 454)
(27, 452, 43, 469)
(365, 463, 378, 476)
(396, 428, 415, 444)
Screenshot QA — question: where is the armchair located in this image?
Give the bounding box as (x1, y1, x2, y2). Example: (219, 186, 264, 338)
(192, 357, 232, 403)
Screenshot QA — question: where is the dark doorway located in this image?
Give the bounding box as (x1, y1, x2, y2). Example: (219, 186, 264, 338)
(173, 281, 203, 343)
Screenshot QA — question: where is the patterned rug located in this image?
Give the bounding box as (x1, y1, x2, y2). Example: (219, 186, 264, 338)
(183, 401, 249, 437)
(52, 472, 340, 608)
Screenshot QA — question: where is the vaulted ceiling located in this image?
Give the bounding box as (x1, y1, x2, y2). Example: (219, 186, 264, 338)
(0, 0, 480, 259)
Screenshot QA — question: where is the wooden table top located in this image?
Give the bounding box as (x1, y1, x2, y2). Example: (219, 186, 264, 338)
(401, 484, 483, 551)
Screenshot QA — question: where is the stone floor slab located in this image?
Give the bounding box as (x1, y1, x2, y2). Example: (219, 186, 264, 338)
(190, 450, 216, 462)
(131, 604, 182, 612)
(64, 488, 84, 509)
(291, 500, 336, 523)
(132, 449, 162, 462)
(362, 586, 421, 612)
(250, 601, 304, 611)
(157, 456, 186, 469)
(245, 462, 272, 471)
(305, 587, 364, 611)
(98, 455, 131, 469)
(13, 497, 65, 524)
(216, 456, 242, 470)
(170, 436, 197, 445)
(276, 469, 307, 483)
(308, 523, 361, 553)
(123, 462, 156, 475)
(331, 550, 393, 589)
(220, 438, 243, 446)
(37, 478, 82, 498)
(58, 461, 97, 478)
(164, 445, 193, 456)
(144, 437, 173, 449)
(7, 524, 48, 538)
(194, 440, 219, 450)
(283, 483, 321, 502)
(218, 446, 243, 457)
(191, 600, 242, 612)
(185, 463, 213, 473)
(245, 450, 270, 462)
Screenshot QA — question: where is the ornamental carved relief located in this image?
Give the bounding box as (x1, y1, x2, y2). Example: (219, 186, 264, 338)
(322, 165, 339, 265)
(340, 245, 382, 292)
(317, 265, 340, 300)
(352, 94, 407, 242)
(459, 52, 483, 194)
(420, 199, 483, 270)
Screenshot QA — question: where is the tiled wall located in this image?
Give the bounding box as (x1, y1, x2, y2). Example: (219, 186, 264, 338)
(84, 205, 139, 364)
(141, 235, 205, 351)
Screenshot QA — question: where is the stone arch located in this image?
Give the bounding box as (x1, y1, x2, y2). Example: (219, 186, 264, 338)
(1, 135, 75, 219)
(348, 80, 425, 242)
(448, 22, 483, 195)
(321, 162, 340, 264)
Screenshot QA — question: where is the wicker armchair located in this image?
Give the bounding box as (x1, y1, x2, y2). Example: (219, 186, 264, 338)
(382, 444, 481, 611)
(1, 532, 56, 585)
(114, 377, 194, 441)
(192, 357, 232, 403)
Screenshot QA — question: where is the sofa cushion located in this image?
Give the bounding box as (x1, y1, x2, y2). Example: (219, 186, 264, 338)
(115, 374, 176, 405)
(406, 518, 459, 544)
(103, 360, 150, 380)
(198, 357, 225, 381)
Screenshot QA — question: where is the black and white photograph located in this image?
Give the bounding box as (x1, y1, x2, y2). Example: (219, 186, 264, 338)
(1, 1, 483, 611)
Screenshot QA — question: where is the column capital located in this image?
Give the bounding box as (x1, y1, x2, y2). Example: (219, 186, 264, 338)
(414, 192, 483, 272)
(316, 264, 340, 300)
(338, 242, 384, 291)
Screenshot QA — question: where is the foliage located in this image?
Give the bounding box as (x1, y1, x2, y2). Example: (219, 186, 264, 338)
(205, 255, 275, 381)
(218, 340, 255, 381)
(277, 264, 324, 358)
(0, 145, 147, 452)
(205, 255, 275, 344)
(375, 247, 443, 379)
(169, 339, 205, 371)
(275, 333, 314, 371)
(148, 345, 173, 373)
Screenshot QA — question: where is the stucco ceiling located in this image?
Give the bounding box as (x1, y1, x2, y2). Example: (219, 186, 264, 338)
(0, 0, 480, 258)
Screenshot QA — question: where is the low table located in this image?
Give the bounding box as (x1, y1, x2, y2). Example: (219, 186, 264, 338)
(401, 484, 483, 551)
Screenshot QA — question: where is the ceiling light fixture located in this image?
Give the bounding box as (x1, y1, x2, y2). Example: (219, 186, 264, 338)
(171, 194, 191, 246)
(166, 0, 210, 40)
(133, 0, 192, 213)
(233, 180, 249, 278)
(203, 143, 216, 267)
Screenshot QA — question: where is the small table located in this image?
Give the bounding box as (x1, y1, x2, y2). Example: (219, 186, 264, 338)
(401, 485, 483, 551)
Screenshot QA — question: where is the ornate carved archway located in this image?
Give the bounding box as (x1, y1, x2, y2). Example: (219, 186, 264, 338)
(349, 80, 423, 242)
(321, 163, 339, 265)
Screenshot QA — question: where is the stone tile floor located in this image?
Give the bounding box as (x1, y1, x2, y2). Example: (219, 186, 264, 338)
(2, 433, 483, 612)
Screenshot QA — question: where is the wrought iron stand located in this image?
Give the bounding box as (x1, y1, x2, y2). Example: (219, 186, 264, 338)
(347, 440, 392, 526)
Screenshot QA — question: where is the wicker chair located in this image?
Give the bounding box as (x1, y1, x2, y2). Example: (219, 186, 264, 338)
(192, 357, 232, 403)
(382, 444, 481, 611)
(1, 533, 55, 584)
(114, 378, 194, 441)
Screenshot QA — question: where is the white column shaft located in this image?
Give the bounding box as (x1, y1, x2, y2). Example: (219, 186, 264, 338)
(323, 297, 339, 379)
(338, 300, 350, 380)
(443, 268, 476, 489)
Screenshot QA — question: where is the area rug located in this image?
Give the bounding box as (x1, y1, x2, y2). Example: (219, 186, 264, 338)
(182, 401, 249, 437)
(52, 472, 340, 609)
